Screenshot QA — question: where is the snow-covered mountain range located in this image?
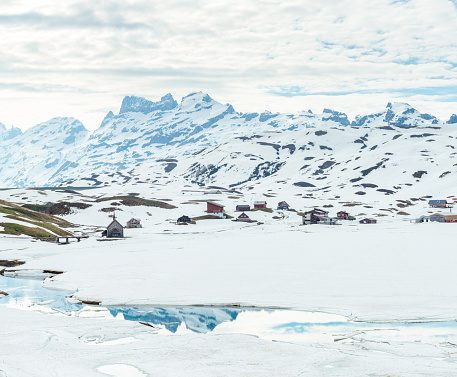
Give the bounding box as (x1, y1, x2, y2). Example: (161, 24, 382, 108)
(1, 92, 456, 198)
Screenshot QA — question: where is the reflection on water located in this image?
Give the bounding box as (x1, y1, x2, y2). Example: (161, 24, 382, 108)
(0, 275, 242, 333)
(2, 275, 457, 345)
(109, 307, 241, 333)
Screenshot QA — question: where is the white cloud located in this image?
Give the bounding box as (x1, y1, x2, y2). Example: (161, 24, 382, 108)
(0, 0, 456, 130)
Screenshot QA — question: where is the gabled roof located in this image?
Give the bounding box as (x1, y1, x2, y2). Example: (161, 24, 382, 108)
(238, 212, 250, 219)
(207, 201, 224, 208)
(254, 201, 267, 205)
(305, 208, 328, 215)
(278, 201, 289, 207)
(429, 200, 447, 204)
(108, 218, 123, 229)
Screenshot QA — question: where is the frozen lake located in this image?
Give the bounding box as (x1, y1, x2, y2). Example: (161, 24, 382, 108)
(2, 275, 457, 347)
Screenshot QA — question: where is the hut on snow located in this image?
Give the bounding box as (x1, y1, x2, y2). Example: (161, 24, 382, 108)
(337, 211, 350, 220)
(359, 218, 377, 224)
(302, 208, 329, 225)
(177, 215, 192, 223)
(207, 201, 225, 217)
(277, 201, 290, 210)
(102, 213, 124, 238)
(126, 218, 141, 228)
(237, 212, 251, 222)
(428, 200, 449, 208)
(254, 201, 267, 209)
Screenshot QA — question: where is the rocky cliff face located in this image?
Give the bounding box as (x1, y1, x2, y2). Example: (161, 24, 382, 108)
(119, 93, 178, 114)
(447, 114, 457, 124)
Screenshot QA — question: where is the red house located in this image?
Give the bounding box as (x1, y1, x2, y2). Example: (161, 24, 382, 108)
(337, 211, 349, 220)
(254, 201, 267, 209)
(207, 201, 224, 214)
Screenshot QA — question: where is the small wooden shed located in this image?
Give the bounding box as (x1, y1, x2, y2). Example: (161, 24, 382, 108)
(177, 215, 191, 223)
(277, 201, 290, 210)
(126, 218, 141, 228)
(337, 211, 349, 220)
(359, 218, 377, 224)
(236, 204, 251, 212)
(237, 212, 251, 222)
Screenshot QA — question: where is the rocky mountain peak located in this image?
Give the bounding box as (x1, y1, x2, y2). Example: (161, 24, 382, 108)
(180, 92, 215, 107)
(99, 111, 115, 128)
(447, 114, 457, 124)
(322, 109, 350, 126)
(0, 122, 22, 141)
(119, 94, 178, 115)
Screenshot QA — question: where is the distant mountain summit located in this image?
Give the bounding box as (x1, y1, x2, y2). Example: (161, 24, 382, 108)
(447, 114, 457, 124)
(352, 102, 438, 128)
(0, 92, 455, 188)
(119, 93, 178, 114)
(0, 122, 22, 141)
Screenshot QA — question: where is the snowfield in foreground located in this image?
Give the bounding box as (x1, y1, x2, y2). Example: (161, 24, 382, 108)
(4, 306, 456, 377)
(1, 183, 457, 376)
(2, 221, 457, 321)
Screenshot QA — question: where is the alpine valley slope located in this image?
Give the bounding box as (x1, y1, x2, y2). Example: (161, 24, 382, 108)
(1, 92, 456, 201)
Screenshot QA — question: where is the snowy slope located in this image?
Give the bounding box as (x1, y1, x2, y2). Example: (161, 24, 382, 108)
(0, 117, 89, 187)
(0, 92, 455, 192)
(63, 123, 457, 206)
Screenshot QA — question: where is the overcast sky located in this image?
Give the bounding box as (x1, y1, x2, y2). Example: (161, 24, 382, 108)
(1, 0, 457, 131)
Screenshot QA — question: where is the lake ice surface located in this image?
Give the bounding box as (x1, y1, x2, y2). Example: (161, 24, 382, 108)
(2, 275, 456, 347)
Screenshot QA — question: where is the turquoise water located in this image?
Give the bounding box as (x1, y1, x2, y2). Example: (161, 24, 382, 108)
(1, 275, 457, 344)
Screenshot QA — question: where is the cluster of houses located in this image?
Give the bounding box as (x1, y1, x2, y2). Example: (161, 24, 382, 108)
(162, 200, 288, 225)
(301, 208, 376, 225)
(415, 199, 457, 223)
(232, 200, 376, 225)
(203, 200, 293, 222)
(187, 201, 378, 226)
(234, 200, 290, 222)
(102, 198, 386, 238)
(233, 201, 293, 212)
